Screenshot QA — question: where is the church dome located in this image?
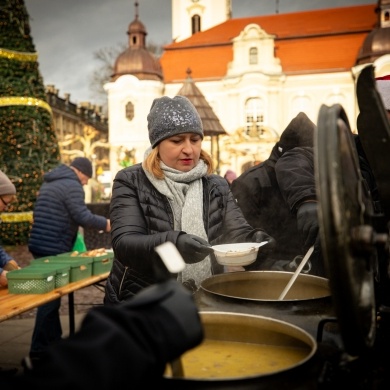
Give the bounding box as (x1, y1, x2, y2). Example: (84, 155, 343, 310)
(111, 3, 163, 82)
(356, 0, 390, 65)
(113, 47, 163, 81)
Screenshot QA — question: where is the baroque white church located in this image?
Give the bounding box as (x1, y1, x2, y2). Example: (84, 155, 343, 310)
(104, 0, 390, 177)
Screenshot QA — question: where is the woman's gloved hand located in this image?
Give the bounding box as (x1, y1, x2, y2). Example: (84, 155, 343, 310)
(176, 234, 214, 264)
(252, 230, 276, 257)
(297, 202, 319, 249)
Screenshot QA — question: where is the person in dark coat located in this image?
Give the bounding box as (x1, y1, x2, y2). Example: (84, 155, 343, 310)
(2, 278, 203, 389)
(105, 96, 275, 303)
(0, 170, 20, 287)
(231, 112, 325, 276)
(28, 157, 111, 362)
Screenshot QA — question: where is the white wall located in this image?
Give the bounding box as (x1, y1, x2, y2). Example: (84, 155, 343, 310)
(104, 75, 164, 178)
(172, 0, 231, 42)
(106, 2, 390, 177)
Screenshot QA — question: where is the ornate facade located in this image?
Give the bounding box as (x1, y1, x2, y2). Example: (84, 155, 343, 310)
(104, 1, 390, 178)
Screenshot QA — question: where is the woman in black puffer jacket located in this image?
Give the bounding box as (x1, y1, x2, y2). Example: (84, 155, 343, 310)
(105, 96, 275, 303)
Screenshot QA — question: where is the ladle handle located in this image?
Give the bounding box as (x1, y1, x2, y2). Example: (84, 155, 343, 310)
(154, 242, 186, 377)
(278, 246, 314, 300)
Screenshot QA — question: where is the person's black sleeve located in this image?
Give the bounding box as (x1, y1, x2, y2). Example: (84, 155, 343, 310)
(275, 147, 316, 212)
(21, 279, 203, 389)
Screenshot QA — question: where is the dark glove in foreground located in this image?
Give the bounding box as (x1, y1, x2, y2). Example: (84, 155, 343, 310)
(297, 202, 319, 249)
(21, 279, 203, 389)
(176, 233, 214, 264)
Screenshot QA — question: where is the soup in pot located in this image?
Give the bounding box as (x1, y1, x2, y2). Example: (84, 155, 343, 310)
(164, 338, 311, 379)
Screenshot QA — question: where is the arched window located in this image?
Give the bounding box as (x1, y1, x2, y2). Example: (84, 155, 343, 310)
(245, 98, 265, 137)
(125, 101, 134, 121)
(380, 7, 390, 27)
(192, 14, 201, 34)
(249, 47, 258, 65)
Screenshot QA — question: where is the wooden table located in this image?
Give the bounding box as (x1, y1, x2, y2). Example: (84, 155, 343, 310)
(0, 272, 109, 333)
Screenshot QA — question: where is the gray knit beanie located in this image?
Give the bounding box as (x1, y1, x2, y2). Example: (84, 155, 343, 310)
(147, 96, 204, 148)
(277, 112, 316, 154)
(0, 170, 16, 196)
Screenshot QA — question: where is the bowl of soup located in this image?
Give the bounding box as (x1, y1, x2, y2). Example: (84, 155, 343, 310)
(212, 242, 268, 266)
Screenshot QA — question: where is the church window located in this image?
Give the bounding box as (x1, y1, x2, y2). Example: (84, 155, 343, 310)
(192, 14, 201, 34)
(245, 98, 265, 137)
(382, 10, 390, 27)
(125, 101, 134, 121)
(249, 47, 258, 65)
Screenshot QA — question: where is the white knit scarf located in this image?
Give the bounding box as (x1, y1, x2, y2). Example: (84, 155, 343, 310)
(143, 148, 211, 288)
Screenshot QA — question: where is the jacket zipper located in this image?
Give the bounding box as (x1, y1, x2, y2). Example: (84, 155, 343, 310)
(118, 266, 128, 294)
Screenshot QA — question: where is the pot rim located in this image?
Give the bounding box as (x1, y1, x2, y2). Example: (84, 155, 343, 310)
(200, 271, 331, 302)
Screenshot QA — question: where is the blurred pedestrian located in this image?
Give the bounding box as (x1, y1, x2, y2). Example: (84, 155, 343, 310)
(0, 170, 20, 287)
(27, 157, 111, 364)
(376, 74, 390, 119)
(223, 169, 237, 187)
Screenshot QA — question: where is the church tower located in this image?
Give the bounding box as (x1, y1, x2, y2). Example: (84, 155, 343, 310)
(172, 0, 231, 42)
(104, 2, 164, 175)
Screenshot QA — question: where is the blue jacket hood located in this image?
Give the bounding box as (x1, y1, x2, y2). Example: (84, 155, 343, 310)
(44, 164, 79, 184)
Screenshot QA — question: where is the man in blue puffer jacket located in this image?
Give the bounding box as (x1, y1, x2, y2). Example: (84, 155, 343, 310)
(28, 157, 110, 364)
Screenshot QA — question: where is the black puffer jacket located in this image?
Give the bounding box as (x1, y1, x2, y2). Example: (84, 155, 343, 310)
(231, 145, 315, 263)
(28, 164, 107, 257)
(231, 112, 319, 273)
(105, 163, 262, 303)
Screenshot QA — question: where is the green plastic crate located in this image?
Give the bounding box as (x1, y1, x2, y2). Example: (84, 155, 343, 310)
(89, 250, 114, 275)
(7, 268, 56, 294)
(28, 263, 70, 288)
(34, 256, 93, 283)
(57, 250, 114, 276)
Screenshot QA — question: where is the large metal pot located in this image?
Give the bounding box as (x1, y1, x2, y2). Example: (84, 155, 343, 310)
(194, 271, 335, 340)
(163, 311, 318, 389)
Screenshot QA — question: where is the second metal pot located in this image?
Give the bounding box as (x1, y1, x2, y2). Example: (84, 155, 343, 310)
(194, 271, 334, 340)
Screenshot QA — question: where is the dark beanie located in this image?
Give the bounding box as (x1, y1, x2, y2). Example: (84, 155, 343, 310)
(0, 170, 16, 196)
(147, 95, 204, 148)
(277, 112, 316, 154)
(70, 157, 93, 178)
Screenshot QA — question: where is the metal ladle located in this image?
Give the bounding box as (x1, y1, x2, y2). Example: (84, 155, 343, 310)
(278, 246, 315, 300)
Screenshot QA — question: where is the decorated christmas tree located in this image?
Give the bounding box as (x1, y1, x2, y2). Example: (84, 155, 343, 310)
(0, 0, 60, 245)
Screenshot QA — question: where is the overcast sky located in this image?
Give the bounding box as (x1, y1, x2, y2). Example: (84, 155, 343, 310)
(23, 0, 374, 105)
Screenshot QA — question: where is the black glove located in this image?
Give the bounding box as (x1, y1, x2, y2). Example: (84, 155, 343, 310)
(176, 233, 214, 264)
(297, 202, 319, 249)
(128, 279, 204, 361)
(252, 230, 276, 257)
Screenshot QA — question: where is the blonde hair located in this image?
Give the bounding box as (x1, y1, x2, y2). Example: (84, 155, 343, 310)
(143, 147, 214, 179)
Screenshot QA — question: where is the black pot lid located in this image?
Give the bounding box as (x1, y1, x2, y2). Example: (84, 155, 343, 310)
(315, 103, 377, 356)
